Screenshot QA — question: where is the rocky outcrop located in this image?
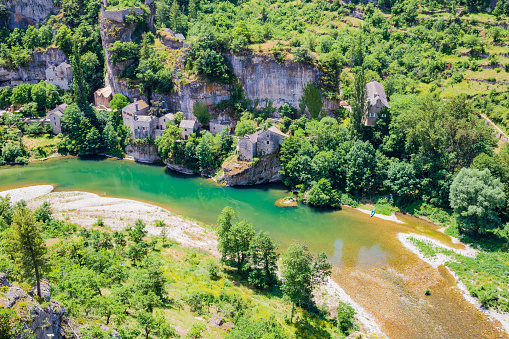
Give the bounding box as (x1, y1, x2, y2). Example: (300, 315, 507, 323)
(218, 153, 282, 186)
(164, 160, 195, 174)
(0, 281, 67, 339)
(0, 48, 68, 87)
(4, 0, 56, 29)
(125, 143, 161, 163)
(100, 6, 145, 96)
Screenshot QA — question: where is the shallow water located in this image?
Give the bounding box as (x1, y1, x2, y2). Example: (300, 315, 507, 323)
(0, 157, 506, 338)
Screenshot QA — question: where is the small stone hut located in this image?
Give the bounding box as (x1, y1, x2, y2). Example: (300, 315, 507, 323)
(94, 87, 113, 109)
(179, 120, 198, 140)
(46, 103, 68, 135)
(238, 126, 287, 161)
(45, 62, 73, 91)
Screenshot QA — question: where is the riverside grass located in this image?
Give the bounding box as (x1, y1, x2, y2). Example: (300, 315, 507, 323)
(409, 237, 509, 313)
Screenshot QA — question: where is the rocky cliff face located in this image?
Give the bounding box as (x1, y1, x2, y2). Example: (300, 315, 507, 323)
(125, 143, 161, 163)
(0, 48, 68, 87)
(114, 53, 338, 118)
(4, 0, 56, 29)
(0, 274, 67, 339)
(218, 153, 282, 186)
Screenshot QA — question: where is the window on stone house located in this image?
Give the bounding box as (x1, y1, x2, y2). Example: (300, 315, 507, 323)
(267, 141, 269, 144)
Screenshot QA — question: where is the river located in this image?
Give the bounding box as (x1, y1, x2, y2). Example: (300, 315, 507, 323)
(0, 156, 506, 338)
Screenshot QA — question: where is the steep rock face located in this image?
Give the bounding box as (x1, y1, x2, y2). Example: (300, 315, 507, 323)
(100, 7, 144, 96)
(0, 48, 68, 87)
(218, 153, 282, 186)
(0, 282, 67, 338)
(125, 143, 161, 163)
(4, 0, 56, 29)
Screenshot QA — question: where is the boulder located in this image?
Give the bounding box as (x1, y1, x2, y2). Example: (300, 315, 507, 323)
(0, 273, 9, 287)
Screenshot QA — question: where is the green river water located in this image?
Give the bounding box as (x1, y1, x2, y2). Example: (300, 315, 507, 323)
(0, 156, 506, 338)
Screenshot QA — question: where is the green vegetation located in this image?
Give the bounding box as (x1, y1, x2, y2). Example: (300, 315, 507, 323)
(409, 237, 509, 313)
(0, 197, 354, 338)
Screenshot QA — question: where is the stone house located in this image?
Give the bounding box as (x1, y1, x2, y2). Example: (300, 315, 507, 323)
(46, 103, 68, 135)
(94, 87, 113, 109)
(209, 120, 232, 135)
(155, 113, 174, 137)
(122, 100, 154, 138)
(238, 126, 287, 161)
(45, 62, 73, 90)
(179, 120, 198, 140)
(362, 80, 390, 126)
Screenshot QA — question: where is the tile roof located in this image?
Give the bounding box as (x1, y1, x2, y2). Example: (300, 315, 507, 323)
(95, 87, 112, 97)
(123, 100, 149, 115)
(267, 126, 288, 137)
(179, 119, 198, 129)
(366, 80, 390, 109)
(47, 103, 68, 117)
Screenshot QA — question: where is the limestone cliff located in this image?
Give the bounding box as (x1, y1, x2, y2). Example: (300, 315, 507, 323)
(0, 48, 68, 87)
(125, 143, 161, 163)
(114, 52, 338, 118)
(4, 0, 56, 29)
(218, 153, 282, 186)
(0, 273, 68, 338)
(100, 6, 149, 96)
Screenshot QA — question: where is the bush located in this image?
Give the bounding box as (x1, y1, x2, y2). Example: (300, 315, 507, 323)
(194, 49, 233, 83)
(186, 323, 206, 339)
(292, 46, 312, 64)
(108, 41, 140, 64)
(337, 301, 357, 335)
(193, 101, 211, 125)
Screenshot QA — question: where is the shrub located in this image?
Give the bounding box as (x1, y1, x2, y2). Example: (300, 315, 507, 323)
(337, 301, 357, 335)
(108, 41, 140, 64)
(193, 101, 211, 125)
(292, 46, 312, 64)
(186, 323, 206, 339)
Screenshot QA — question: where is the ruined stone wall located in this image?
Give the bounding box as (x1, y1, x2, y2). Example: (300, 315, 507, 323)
(256, 131, 285, 157)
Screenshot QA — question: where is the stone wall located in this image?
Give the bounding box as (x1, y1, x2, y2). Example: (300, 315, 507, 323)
(256, 130, 285, 157)
(4, 0, 56, 29)
(0, 48, 68, 87)
(125, 144, 161, 163)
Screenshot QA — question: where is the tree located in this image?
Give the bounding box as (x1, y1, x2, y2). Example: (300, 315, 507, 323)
(31, 81, 47, 111)
(234, 119, 256, 138)
(169, 0, 181, 32)
(337, 302, 357, 335)
(306, 178, 341, 208)
(350, 67, 367, 139)
(345, 140, 376, 195)
(84, 127, 103, 155)
(70, 43, 89, 110)
(300, 83, 323, 119)
(280, 243, 331, 322)
(110, 93, 130, 110)
(11, 83, 32, 106)
(174, 112, 184, 126)
(193, 101, 211, 125)
(188, 0, 197, 20)
(12, 207, 47, 297)
(384, 161, 419, 203)
(248, 231, 279, 289)
(221, 220, 255, 273)
(186, 323, 206, 339)
(279, 103, 298, 119)
(127, 219, 148, 243)
(449, 168, 506, 234)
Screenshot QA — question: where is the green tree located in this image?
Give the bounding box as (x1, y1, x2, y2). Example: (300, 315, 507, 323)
(300, 83, 323, 119)
(280, 243, 331, 322)
(127, 219, 148, 243)
(345, 140, 376, 195)
(234, 119, 256, 138)
(306, 178, 341, 208)
(350, 67, 367, 139)
(174, 112, 184, 126)
(70, 43, 89, 110)
(449, 168, 506, 234)
(110, 93, 130, 110)
(12, 207, 47, 297)
(384, 161, 419, 203)
(84, 127, 103, 155)
(45, 83, 61, 110)
(248, 231, 279, 289)
(188, 0, 197, 20)
(31, 81, 47, 111)
(186, 323, 206, 339)
(11, 83, 32, 106)
(169, 0, 181, 32)
(337, 301, 357, 335)
(193, 101, 211, 125)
